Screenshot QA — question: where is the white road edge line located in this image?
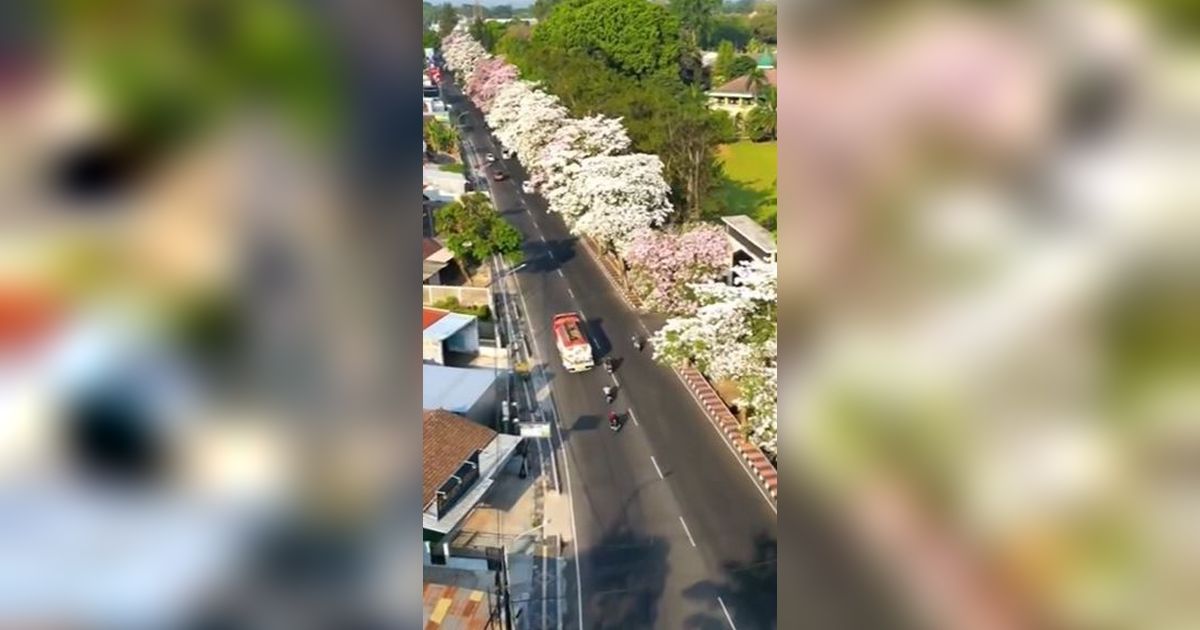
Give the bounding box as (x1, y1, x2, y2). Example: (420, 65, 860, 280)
(718, 596, 737, 629)
(627, 408, 639, 426)
(650, 455, 664, 480)
(556, 269, 565, 278)
(679, 516, 697, 548)
(671, 367, 778, 514)
(566, 286, 574, 299)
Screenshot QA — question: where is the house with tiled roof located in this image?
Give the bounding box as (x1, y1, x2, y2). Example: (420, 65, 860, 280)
(707, 68, 778, 117)
(423, 410, 522, 540)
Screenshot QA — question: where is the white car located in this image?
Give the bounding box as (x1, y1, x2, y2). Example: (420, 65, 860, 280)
(501, 148, 515, 160)
(485, 152, 496, 163)
(521, 181, 536, 194)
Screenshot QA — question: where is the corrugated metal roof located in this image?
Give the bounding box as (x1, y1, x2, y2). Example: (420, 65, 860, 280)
(423, 310, 475, 342)
(422, 364, 494, 415)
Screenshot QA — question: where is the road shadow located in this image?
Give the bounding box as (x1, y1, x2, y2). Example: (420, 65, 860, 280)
(584, 318, 613, 357)
(682, 531, 778, 629)
(572, 414, 602, 433)
(562, 527, 671, 630)
(520, 237, 578, 274)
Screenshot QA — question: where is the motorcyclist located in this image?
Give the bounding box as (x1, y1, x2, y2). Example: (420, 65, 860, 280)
(603, 357, 614, 373)
(608, 411, 619, 429)
(632, 335, 643, 351)
(603, 385, 614, 403)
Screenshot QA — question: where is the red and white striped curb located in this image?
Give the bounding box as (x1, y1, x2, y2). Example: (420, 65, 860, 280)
(679, 366, 778, 501)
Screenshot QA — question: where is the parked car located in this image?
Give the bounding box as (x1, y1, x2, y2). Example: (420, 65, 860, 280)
(521, 181, 535, 194)
(485, 152, 496, 163)
(501, 148, 515, 160)
(492, 170, 507, 181)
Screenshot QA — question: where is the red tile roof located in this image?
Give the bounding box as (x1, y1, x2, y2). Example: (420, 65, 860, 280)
(711, 68, 778, 96)
(423, 308, 450, 330)
(422, 410, 496, 508)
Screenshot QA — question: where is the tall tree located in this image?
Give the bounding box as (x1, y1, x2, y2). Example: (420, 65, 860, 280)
(670, 0, 721, 49)
(713, 39, 736, 84)
(437, 2, 459, 38)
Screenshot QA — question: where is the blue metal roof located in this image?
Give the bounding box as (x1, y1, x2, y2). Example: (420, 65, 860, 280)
(423, 312, 475, 342)
(422, 364, 495, 414)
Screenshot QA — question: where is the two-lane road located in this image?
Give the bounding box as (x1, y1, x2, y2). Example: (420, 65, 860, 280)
(442, 77, 778, 629)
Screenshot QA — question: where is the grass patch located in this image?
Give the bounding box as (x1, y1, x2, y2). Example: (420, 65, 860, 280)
(710, 141, 777, 233)
(439, 162, 466, 174)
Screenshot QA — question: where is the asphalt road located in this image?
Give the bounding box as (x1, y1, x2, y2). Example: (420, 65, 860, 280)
(441, 78, 777, 629)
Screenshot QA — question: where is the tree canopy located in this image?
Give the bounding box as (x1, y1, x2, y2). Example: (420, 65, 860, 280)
(434, 193, 523, 265)
(531, 0, 683, 81)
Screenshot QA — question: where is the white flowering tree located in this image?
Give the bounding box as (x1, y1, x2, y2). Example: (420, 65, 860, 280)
(561, 154, 674, 254)
(652, 259, 778, 454)
(486, 85, 568, 169)
(536, 115, 632, 215)
(441, 30, 486, 76)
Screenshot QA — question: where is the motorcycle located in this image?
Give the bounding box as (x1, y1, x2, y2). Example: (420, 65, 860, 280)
(603, 387, 616, 404)
(604, 358, 614, 374)
(608, 413, 621, 432)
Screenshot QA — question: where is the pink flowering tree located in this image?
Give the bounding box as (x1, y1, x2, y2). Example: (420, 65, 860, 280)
(624, 225, 731, 315)
(464, 57, 519, 112)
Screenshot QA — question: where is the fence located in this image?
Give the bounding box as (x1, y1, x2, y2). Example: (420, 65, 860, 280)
(424, 284, 493, 308)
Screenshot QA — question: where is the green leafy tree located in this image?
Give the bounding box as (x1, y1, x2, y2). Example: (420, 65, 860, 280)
(669, 0, 720, 48)
(532, 0, 562, 21)
(713, 39, 736, 84)
(710, 15, 752, 50)
(434, 193, 524, 274)
(423, 117, 459, 156)
(423, 28, 440, 49)
(532, 0, 683, 81)
(437, 2, 458, 38)
(491, 4, 514, 19)
(744, 103, 775, 141)
(728, 54, 757, 78)
(748, 4, 776, 44)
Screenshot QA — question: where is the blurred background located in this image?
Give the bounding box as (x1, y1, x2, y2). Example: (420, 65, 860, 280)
(0, 1, 421, 627)
(779, 1, 1200, 629)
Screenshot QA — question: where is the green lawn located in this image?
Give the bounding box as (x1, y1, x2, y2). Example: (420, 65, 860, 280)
(712, 141, 777, 234)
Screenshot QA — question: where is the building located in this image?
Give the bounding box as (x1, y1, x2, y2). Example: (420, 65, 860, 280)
(756, 51, 776, 69)
(707, 68, 778, 117)
(423, 363, 496, 426)
(423, 165, 468, 202)
(422, 410, 522, 540)
(423, 237, 455, 285)
(720, 215, 777, 279)
(700, 50, 719, 68)
(423, 307, 480, 365)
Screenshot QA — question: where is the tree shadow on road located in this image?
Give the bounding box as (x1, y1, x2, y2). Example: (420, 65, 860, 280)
(682, 531, 778, 629)
(562, 526, 671, 630)
(519, 237, 578, 274)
